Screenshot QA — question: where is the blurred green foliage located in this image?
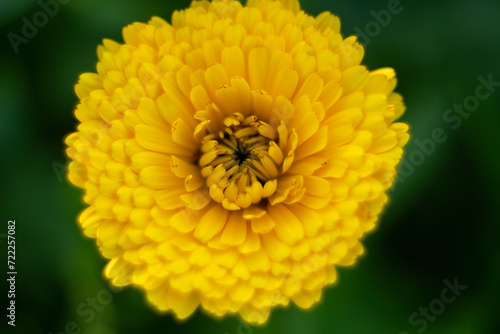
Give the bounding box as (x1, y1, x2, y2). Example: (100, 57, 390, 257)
(1, 0, 499, 333)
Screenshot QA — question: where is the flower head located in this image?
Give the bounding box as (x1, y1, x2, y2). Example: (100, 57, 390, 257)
(66, 0, 409, 324)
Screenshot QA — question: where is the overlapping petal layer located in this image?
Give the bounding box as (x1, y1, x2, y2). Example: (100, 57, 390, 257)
(66, 0, 409, 324)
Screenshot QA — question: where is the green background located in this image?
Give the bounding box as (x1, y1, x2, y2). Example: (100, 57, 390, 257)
(1, 0, 499, 333)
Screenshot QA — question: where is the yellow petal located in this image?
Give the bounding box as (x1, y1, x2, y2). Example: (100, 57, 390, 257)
(291, 289, 321, 309)
(250, 212, 275, 233)
(194, 204, 229, 243)
(238, 224, 261, 253)
(167, 288, 200, 319)
(221, 46, 246, 79)
(221, 213, 247, 245)
(135, 124, 187, 156)
(139, 166, 182, 189)
(229, 284, 254, 303)
(261, 231, 291, 261)
(249, 47, 270, 91)
(268, 204, 304, 245)
(288, 204, 324, 237)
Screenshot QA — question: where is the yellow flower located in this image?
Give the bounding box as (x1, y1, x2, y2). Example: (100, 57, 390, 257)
(65, 0, 409, 324)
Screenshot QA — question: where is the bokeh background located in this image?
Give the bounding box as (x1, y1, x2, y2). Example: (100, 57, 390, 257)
(1, 0, 499, 333)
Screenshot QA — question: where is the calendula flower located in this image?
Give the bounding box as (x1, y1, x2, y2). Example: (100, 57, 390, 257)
(66, 0, 409, 324)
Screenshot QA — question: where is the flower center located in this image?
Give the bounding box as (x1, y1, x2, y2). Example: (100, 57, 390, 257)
(198, 113, 279, 211)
